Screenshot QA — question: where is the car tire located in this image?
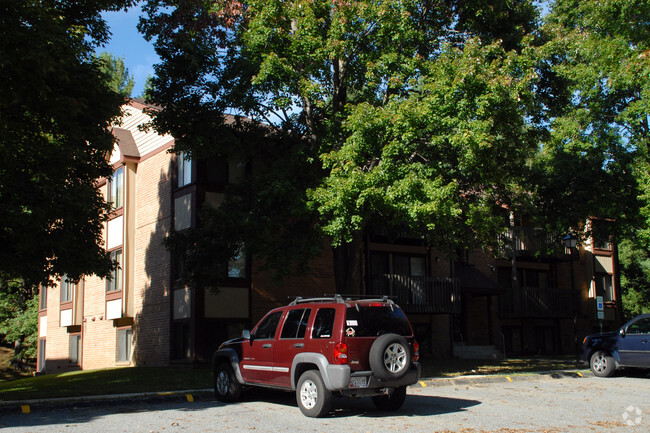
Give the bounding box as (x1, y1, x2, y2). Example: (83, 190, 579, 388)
(369, 333, 411, 381)
(296, 370, 332, 418)
(214, 361, 242, 402)
(372, 386, 407, 411)
(590, 351, 616, 377)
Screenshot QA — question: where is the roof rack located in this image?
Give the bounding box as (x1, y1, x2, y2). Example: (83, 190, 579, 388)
(288, 294, 395, 306)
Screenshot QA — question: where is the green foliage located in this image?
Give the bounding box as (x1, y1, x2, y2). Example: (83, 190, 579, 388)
(312, 39, 540, 249)
(0, 0, 135, 287)
(535, 0, 650, 242)
(140, 0, 542, 283)
(618, 239, 650, 319)
(0, 278, 38, 360)
(97, 51, 135, 97)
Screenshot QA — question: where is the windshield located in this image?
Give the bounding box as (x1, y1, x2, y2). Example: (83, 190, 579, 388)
(345, 305, 412, 337)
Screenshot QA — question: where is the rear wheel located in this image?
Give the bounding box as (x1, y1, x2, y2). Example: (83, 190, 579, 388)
(296, 370, 332, 418)
(214, 362, 242, 402)
(372, 386, 407, 411)
(590, 351, 616, 377)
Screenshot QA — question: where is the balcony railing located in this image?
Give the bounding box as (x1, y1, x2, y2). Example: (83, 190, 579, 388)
(497, 227, 557, 257)
(500, 286, 581, 319)
(368, 274, 461, 314)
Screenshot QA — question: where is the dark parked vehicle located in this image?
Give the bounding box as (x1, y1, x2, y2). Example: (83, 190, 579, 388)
(212, 295, 421, 417)
(581, 313, 650, 377)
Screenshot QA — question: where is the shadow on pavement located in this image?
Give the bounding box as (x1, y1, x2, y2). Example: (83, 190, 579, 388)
(0, 390, 481, 428)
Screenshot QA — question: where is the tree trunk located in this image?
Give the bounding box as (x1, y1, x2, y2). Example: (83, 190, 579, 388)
(332, 233, 363, 295)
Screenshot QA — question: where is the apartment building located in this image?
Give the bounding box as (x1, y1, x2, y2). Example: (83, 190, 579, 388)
(36, 100, 623, 372)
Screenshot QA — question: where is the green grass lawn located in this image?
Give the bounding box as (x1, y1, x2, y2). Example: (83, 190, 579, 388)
(0, 352, 584, 402)
(0, 366, 213, 401)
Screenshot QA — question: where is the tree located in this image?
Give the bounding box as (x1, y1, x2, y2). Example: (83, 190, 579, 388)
(618, 239, 650, 319)
(0, 276, 38, 361)
(97, 51, 135, 97)
(0, 0, 135, 288)
(139, 0, 542, 289)
(533, 0, 649, 243)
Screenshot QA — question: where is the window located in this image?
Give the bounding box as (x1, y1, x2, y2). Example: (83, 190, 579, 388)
(38, 339, 46, 372)
(178, 151, 192, 187)
(70, 334, 81, 365)
(117, 328, 132, 362)
(172, 322, 190, 359)
(108, 166, 124, 209)
(498, 268, 550, 289)
(228, 244, 246, 278)
(311, 308, 336, 339)
(345, 306, 412, 337)
(206, 156, 228, 185)
(281, 309, 311, 339)
(595, 273, 614, 302)
(174, 194, 192, 230)
(253, 311, 282, 340)
(106, 249, 123, 292)
(371, 252, 426, 277)
(39, 286, 47, 310)
(626, 318, 650, 334)
(61, 276, 74, 303)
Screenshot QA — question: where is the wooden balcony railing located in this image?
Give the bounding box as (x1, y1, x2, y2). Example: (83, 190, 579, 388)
(500, 286, 581, 319)
(497, 227, 557, 257)
(368, 274, 461, 314)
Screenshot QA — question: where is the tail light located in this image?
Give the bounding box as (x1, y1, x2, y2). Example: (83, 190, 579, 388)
(334, 342, 348, 365)
(413, 340, 420, 362)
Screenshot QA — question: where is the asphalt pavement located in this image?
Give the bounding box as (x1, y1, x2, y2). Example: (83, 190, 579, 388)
(0, 367, 593, 415)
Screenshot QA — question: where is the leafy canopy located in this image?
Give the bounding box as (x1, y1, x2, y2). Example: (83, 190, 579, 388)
(140, 0, 542, 282)
(0, 0, 135, 287)
(97, 51, 136, 97)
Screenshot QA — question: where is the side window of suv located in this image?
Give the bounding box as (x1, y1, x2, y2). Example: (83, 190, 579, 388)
(627, 318, 650, 334)
(281, 309, 312, 339)
(253, 311, 282, 340)
(312, 308, 336, 339)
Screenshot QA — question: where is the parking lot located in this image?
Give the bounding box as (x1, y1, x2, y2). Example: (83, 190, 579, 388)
(1, 374, 648, 433)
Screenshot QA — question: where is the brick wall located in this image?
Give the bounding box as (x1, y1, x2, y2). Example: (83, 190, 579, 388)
(132, 150, 173, 366)
(250, 243, 336, 324)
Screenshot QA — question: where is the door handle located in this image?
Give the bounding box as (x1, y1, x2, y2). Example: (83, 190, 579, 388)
(642, 339, 649, 344)
(262, 343, 272, 349)
(294, 343, 304, 349)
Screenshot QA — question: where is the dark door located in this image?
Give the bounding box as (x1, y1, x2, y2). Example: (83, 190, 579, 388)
(241, 311, 282, 383)
(273, 308, 312, 387)
(617, 317, 650, 367)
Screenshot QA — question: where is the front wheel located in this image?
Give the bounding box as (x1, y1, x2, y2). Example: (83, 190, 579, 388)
(590, 351, 616, 377)
(372, 386, 407, 411)
(296, 370, 332, 418)
(214, 362, 242, 402)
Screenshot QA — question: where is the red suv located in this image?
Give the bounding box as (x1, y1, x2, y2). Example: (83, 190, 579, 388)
(212, 296, 421, 417)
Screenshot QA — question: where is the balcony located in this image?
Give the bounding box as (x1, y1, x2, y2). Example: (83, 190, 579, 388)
(500, 286, 581, 319)
(497, 227, 557, 258)
(368, 274, 461, 314)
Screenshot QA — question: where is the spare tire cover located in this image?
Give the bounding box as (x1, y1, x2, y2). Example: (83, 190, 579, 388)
(369, 333, 411, 381)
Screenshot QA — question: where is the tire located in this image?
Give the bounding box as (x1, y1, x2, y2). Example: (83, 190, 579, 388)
(296, 370, 332, 418)
(214, 362, 242, 402)
(590, 351, 616, 377)
(372, 386, 407, 411)
(369, 333, 411, 381)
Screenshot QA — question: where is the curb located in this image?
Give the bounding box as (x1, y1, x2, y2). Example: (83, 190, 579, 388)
(0, 389, 214, 414)
(413, 369, 593, 388)
(0, 370, 592, 414)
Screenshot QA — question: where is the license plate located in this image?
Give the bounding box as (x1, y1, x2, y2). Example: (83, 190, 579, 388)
(350, 376, 367, 388)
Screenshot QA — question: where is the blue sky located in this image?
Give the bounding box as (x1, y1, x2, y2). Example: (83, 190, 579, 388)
(100, 6, 159, 97)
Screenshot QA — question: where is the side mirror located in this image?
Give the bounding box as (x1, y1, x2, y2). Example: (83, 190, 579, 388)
(619, 328, 626, 337)
(242, 330, 251, 340)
